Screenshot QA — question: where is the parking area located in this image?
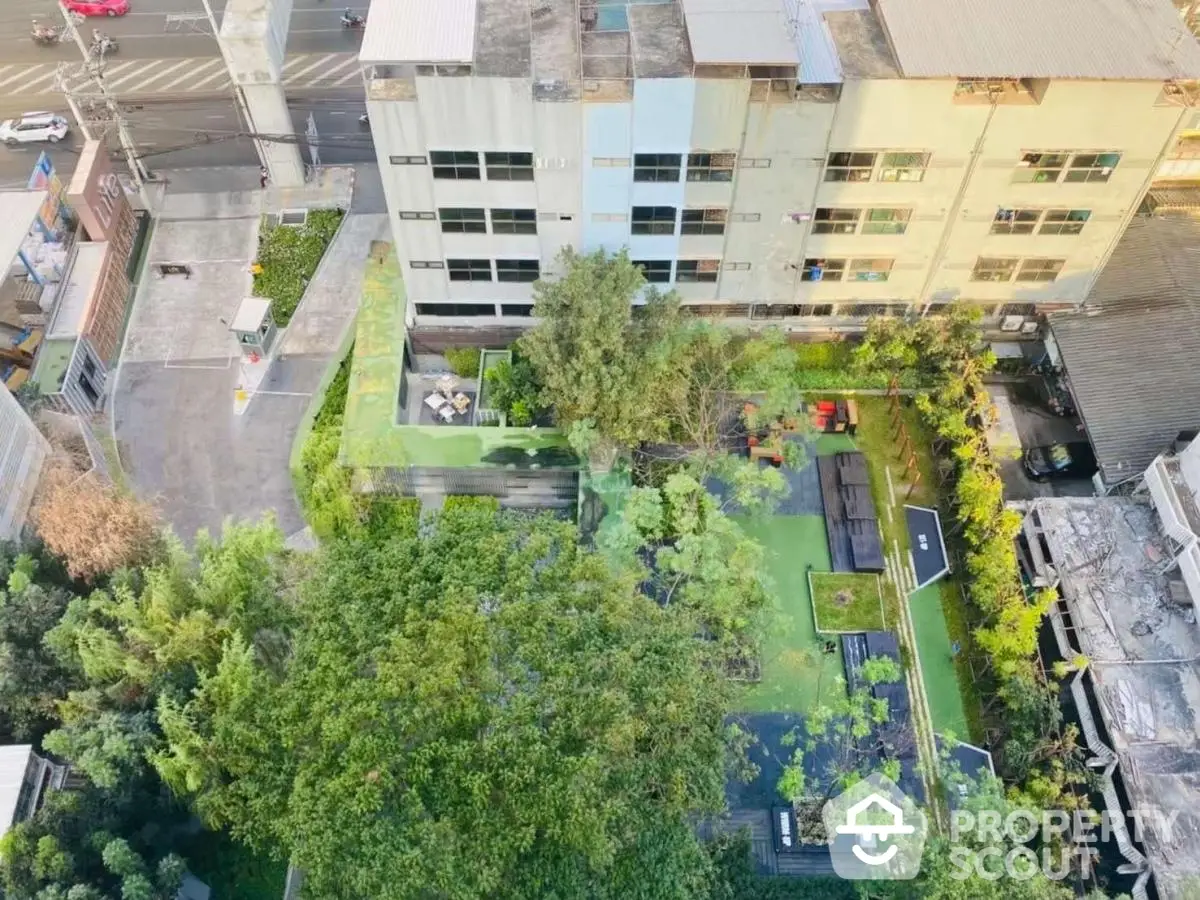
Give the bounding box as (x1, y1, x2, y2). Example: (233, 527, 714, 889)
(990, 381, 1096, 500)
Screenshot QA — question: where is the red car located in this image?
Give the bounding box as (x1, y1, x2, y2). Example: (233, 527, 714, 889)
(63, 0, 129, 15)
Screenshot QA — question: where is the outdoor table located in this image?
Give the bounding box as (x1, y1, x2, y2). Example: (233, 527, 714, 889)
(424, 393, 446, 411)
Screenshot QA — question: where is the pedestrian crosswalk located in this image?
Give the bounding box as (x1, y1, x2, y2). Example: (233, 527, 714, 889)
(0, 52, 362, 100)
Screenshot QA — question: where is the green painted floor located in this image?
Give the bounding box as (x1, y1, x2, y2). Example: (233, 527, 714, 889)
(738, 515, 845, 714)
(909, 582, 969, 737)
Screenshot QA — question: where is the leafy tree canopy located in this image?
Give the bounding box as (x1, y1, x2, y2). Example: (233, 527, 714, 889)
(154, 505, 740, 900)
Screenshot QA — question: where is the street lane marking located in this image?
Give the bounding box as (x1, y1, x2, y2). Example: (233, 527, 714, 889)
(188, 66, 231, 91)
(157, 58, 225, 93)
(0, 65, 50, 90)
(283, 53, 340, 84)
(120, 59, 196, 94)
(330, 68, 362, 87)
(311, 54, 360, 81)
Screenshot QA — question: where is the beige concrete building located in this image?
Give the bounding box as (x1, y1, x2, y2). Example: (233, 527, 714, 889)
(360, 0, 1200, 333)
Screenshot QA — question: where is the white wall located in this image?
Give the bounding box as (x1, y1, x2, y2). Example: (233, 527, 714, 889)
(0, 386, 49, 541)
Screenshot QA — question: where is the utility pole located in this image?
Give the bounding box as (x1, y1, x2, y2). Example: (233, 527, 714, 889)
(55, 2, 150, 198)
(196, 0, 269, 173)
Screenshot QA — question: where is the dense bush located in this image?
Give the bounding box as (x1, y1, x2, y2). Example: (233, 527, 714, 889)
(253, 209, 345, 326)
(484, 356, 544, 426)
(444, 347, 482, 379)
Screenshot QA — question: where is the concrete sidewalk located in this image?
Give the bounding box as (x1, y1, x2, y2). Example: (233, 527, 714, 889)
(112, 169, 384, 542)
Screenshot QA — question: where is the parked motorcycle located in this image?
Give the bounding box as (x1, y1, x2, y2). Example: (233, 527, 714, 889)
(340, 9, 364, 27)
(30, 20, 62, 46)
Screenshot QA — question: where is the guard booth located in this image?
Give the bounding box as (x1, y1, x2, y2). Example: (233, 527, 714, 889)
(228, 297, 277, 361)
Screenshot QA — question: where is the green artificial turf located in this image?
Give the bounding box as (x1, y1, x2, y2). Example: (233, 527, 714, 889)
(810, 572, 886, 633)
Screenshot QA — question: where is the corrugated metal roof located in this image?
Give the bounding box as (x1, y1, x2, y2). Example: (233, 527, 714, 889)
(682, 0, 801, 66)
(359, 0, 477, 66)
(1050, 215, 1200, 483)
(875, 0, 1200, 80)
(0, 745, 32, 839)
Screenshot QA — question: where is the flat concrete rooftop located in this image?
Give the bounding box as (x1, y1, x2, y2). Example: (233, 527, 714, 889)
(1038, 498, 1200, 897)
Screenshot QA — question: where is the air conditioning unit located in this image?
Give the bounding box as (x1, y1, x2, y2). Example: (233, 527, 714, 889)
(1000, 315, 1025, 332)
(1020, 321, 1039, 335)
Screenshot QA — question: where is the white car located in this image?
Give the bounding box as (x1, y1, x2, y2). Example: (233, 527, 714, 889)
(0, 113, 69, 147)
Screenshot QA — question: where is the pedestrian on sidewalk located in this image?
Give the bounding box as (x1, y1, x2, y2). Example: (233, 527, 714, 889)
(259, 166, 269, 189)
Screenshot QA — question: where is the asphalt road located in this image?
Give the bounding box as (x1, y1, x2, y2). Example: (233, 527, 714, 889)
(13, 0, 366, 64)
(0, 88, 373, 187)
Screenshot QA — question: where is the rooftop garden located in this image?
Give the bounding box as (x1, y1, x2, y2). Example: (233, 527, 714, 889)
(253, 208, 344, 326)
(339, 246, 572, 473)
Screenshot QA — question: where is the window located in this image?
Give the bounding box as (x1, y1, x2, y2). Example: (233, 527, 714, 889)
(848, 258, 893, 282)
(845, 303, 895, 317)
(592, 157, 631, 167)
(500, 304, 535, 317)
(862, 208, 910, 235)
(813, 208, 909, 234)
(1039, 209, 1090, 235)
(409, 260, 445, 269)
(1013, 151, 1120, 184)
(824, 152, 929, 183)
(416, 303, 496, 316)
(447, 258, 492, 281)
(801, 258, 846, 281)
(824, 152, 875, 182)
(485, 151, 534, 181)
(592, 212, 628, 222)
(1064, 152, 1121, 183)
(1015, 259, 1064, 282)
(723, 262, 752, 271)
(971, 258, 1019, 282)
(681, 208, 727, 235)
(634, 260, 672, 283)
(730, 212, 761, 222)
(631, 206, 677, 235)
(430, 151, 480, 180)
(491, 209, 537, 235)
(633, 153, 682, 183)
(878, 152, 930, 182)
(999, 303, 1037, 317)
(676, 259, 720, 283)
(686, 152, 736, 182)
(389, 155, 427, 165)
(812, 208, 859, 234)
(496, 259, 540, 282)
(739, 158, 772, 168)
(398, 211, 436, 220)
(991, 208, 1041, 235)
(439, 208, 486, 234)
(752, 304, 833, 319)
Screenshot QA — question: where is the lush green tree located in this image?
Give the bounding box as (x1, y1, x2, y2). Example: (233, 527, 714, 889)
(520, 248, 682, 450)
(0, 549, 84, 742)
(483, 355, 544, 426)
(43, 710, 158, 789)
(154, 506, 738, 900)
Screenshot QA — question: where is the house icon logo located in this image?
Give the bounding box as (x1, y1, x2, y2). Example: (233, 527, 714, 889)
(823, 772, 926, 880)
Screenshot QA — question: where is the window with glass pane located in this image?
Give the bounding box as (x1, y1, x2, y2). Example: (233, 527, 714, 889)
(861, 208, 911, 235)
(848, 258, 893, 282)
(812, 208, 860, 234)
(490, 209, 537, 235)
(438, 208, 486, 234)
(501, 304, 534, 317)
(1039, 209, 1090, 235)
(681, 208, 727, 235)
(416, 303, 496, 316)
(878, 152, 929, 182)
(676, 259, 720, 283)
(991, 208, 1040, 235)
(447, 259, 492, 281)
(824, 152, 875, 182)
(496, 259, 540, 282)
(631, 206, 677, 235)
(484, 152, 534, 181)
(1012, 152, 1068, 183)
(1015, 259, 1064, 282)
(633, 260, 672, 283)
(845, 303, 892, 317)
(971, 258, 1019, 282)
(686, 152, 736, 182)
(1064, 152, 1120, 183)
(430, 151, 480, 180)
(801, 258, 845, 281)
(633, 154, 682, 182)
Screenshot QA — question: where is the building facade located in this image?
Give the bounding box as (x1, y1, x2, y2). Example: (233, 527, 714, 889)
(360, 0, 1200, 334)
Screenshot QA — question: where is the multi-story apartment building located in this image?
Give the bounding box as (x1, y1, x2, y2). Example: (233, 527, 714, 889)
(359, 0, 1200, 333)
